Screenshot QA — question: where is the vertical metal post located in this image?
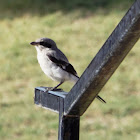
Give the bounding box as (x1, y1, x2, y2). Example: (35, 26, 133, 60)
(58, 98, 80, 140)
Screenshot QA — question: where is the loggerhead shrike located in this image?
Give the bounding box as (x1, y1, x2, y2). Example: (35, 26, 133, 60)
(30, 37, 106, 103)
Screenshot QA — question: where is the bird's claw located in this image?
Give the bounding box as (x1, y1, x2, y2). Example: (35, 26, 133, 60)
(40, 86, 63, 92)
(50, 87, 63, 91)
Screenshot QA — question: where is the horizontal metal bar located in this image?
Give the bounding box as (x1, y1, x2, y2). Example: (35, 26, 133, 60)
(34, 87, 67, 113)
(64, 0, 140, 116)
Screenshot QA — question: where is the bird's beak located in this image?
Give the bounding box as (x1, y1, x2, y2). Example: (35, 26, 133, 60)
(30, 41, 40, 46)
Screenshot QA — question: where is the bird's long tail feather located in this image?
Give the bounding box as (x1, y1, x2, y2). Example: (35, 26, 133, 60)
(96, 95, 106, 103)
(75, 76, 106, 103)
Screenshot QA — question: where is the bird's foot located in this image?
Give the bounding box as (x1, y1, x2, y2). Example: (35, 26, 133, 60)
(50, 87, 63, 91)
(39, 87, 52, 92)
(39, 86, 63, 92)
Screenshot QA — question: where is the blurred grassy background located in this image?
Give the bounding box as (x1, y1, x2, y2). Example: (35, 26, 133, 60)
(0, 0, 140, 140)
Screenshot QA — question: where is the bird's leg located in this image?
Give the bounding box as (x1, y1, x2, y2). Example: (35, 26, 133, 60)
(51, 81, 64, 91)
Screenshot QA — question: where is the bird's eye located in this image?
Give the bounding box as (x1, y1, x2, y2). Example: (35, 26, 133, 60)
(40, 41, 52, 48)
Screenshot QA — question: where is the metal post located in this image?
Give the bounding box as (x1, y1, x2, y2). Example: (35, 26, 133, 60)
(58, 98, 80, 140)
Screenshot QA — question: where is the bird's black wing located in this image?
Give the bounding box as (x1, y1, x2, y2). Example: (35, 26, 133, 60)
(48, 55, 78, 78)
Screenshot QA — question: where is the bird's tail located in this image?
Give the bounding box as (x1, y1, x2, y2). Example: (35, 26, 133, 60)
(73, 76, 106, 103)
(70, 75, 79, 83)
(96, 95, 106, 103)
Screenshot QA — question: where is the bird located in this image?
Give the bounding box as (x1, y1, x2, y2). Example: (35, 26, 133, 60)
(30, 37, 106, 103)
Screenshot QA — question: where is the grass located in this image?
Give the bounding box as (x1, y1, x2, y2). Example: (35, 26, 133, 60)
(0, 0, 140, 140)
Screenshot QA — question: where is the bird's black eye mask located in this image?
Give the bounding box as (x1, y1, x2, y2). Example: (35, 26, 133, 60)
(40, 41, 52, 48)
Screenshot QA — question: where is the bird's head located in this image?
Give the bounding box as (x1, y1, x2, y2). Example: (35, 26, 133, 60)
(30, 37, 57, 51)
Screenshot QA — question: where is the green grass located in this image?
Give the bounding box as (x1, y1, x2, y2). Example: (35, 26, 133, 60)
(0, 0, 140, 140)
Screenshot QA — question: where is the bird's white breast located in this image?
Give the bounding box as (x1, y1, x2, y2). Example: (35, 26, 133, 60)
(36, 49, 70, 82)
(37, 50, 54, 79)
(36, 47, 78, 83)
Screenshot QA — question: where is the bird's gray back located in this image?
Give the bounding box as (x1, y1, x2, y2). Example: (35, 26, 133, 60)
(49, 48, 69, 63)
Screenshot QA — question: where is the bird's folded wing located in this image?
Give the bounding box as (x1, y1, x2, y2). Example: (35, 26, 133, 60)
(48, 55, 78, 78)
